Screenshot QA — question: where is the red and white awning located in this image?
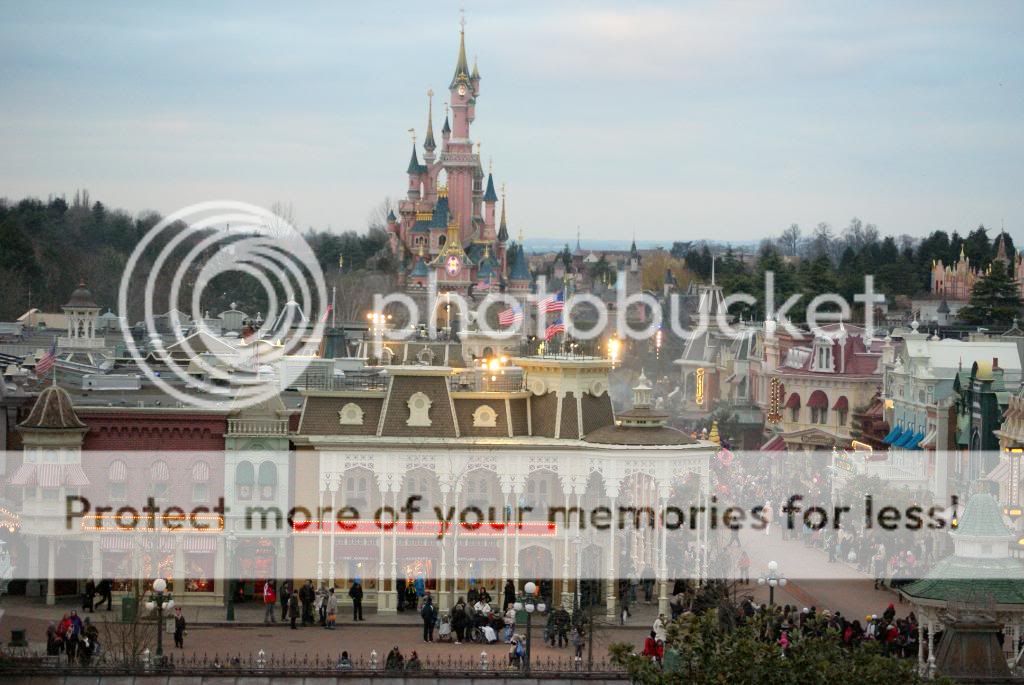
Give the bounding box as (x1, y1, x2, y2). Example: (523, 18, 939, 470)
(7, 463, 89, 487)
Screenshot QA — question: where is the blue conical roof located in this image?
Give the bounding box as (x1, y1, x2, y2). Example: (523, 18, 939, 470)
(483, 173, 498, 202)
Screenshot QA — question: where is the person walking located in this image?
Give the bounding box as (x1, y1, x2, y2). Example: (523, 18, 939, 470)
(503, 579, 515, 611)
(326, 588, 338, 629)
(94, 579, 113, 611)
(299, 580, 315, 626)
(262, 579, 277, 624)
(83, 579, 96, 613)
(173, 607, 186, 649)
(653, 613, 667, 642)
(316, 584, 328, 626)
(349, 581, 364, 621)
(288, 590, 300, 629)
(279, 580, 291, 622)
(421, 594, 437, 642)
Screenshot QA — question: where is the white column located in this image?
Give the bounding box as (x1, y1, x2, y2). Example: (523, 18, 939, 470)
(927, 619, 936, 675)
(316, 481, 325, 584)
(658, 491, 670, 616)
(560, 485, 571, 607)
(606, 495, 617, 620)
(328, 486, 337, 587)
(513, 484, 522, 587)
(91, 538, 102, 581)
(439, 490, 449, 611)
(46, 539, 56, 605)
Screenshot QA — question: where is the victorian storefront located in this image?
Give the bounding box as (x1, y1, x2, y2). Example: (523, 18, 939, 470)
(292, 357, 715, 619)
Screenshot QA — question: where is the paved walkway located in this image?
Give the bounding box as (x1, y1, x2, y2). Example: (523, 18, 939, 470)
(733, 526, 905, 620)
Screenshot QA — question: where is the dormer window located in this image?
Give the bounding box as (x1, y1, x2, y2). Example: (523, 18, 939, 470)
(812, 339, 833, 372)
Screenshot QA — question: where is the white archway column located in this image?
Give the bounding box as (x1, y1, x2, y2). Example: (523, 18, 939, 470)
(606, 492, 618, 620)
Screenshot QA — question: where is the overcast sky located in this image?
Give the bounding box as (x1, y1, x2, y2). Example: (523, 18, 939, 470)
(1, 1, 1022, 244)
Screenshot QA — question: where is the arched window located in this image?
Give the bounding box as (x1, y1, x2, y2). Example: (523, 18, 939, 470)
(192, 460, 210, 503)
(235, 461, 255, 501)
(151, 460, 170, 499)
(784, 392, 801, 422)
(258, 461, 278, 500)
(109, 460, 127, 501)
(808, 390, 829, 425)
(472, 404, 497, 428)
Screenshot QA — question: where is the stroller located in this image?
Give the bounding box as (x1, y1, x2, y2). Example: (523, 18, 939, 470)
(437, 613, 454, 643)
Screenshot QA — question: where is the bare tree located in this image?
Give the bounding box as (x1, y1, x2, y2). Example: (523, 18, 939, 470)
(779, 224, 801, 257)
(367, 196, 398, 232)
(97, 592, 156, 666)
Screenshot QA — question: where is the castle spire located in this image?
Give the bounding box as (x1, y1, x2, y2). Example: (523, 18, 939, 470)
(423, 89, 436, 152)
(472, 54, 480, 81)
(483, 171, 498, 203)
(497, 184, 509, 242)
(450, 12, 472, 89)
(406, 142, 422, 175)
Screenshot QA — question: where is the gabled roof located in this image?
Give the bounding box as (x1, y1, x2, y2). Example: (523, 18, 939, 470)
(509, 244, 531, 281)
(18, 385, 87, 430)
(430, 196, 450, 229)
(952, 493, 1012, 539)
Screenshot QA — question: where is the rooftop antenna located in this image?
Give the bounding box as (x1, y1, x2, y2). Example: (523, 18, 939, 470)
(407, 128, 416, 146)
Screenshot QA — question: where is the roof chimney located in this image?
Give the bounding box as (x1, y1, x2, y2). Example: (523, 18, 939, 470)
(993, 357, 1000, 370)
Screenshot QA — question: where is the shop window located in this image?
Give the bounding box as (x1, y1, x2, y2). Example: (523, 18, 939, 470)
(837, 408, 848, 426)
(193, 483, 208, 503)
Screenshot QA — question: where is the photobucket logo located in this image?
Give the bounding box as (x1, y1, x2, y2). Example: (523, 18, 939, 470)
(371, 272, 886, 351)
(117, 201, 327, 410)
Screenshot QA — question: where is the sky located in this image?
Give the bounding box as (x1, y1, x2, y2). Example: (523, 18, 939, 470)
(1, 1, 1022, 244)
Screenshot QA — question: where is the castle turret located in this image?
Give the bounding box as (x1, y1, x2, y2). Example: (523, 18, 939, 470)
(407, 142, 424, 199)
(482, 168, 498, 240)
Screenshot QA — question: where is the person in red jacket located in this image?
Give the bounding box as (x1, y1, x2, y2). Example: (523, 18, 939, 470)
(642, 630, 662, 662)
(262, 579, 277, 624)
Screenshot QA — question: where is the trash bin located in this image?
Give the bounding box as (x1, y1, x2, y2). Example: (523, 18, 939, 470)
(121, 596, 137, 622)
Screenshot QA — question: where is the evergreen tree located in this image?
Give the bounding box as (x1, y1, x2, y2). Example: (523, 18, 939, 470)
(958, 260, 1022, 326)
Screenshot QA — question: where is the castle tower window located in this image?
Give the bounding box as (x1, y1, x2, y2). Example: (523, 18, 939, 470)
(407, 392, 433, 427)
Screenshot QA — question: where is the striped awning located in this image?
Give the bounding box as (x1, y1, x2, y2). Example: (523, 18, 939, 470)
(109, 460, 128, 483)
(808, 391, 828, 409)
(784, 393, 801, 409)
(7, 463, 89, 487)
(760, 434, 787, 452)
(192, 461, 210, 482)
(184, 535, 218, 553)
(7, 463, 36, 486)
(832, 396, 849, 411)
(100, 535, 176, 552)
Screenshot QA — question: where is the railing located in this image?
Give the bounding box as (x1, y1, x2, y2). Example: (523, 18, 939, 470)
(0, 650, 627, 678)
(226, 418, 289, 436)
(448, 373, 527, 393)
(332, 375, 389, 391)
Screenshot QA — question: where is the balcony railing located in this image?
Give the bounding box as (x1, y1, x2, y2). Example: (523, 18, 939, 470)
(227, 418, 289, 436)
(448, 372, 527, 393)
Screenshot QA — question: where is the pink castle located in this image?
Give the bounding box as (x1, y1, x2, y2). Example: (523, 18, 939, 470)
(930, 233, 1024, 301)
(387, 20, 530, 299)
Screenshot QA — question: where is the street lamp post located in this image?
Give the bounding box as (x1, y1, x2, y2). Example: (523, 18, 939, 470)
(572, 535, 582, 616)
(226, 531, 236, 621)
(145, 577, 173, 659)
(757, 560, 787, 606)
(513, 581, 547, 674)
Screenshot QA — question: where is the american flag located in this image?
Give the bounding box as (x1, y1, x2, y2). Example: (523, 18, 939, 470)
(538, 291, 564, 313)
(498, 303, 523, 327)
(35, 338, 57, 378)
(544, 317, 565, 341)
